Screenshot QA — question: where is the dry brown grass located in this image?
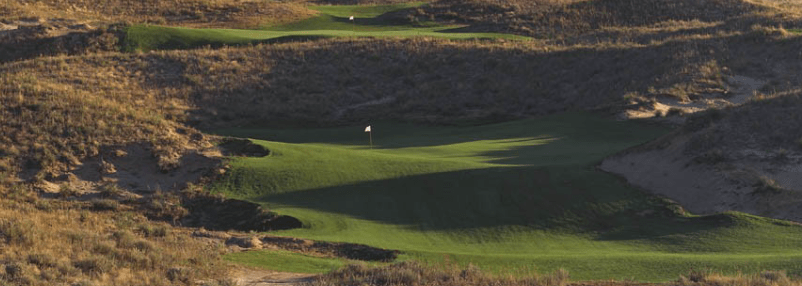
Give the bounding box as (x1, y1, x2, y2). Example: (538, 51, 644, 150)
(405, 0, 802, 45)
(3, 26, 801, 177)
(0, 52, 211, 180)
(0, 185, 232, 286)
(0, 0, 315, 28)
(303, 263, 802, 286)
(682, 89, 802, 162)
(671, 269, 802, 286)
(304, 261, 571, 286)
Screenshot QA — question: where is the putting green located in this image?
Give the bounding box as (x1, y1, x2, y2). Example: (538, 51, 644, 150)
(123, 2, 530, 51)
(211, 112, 802, 281)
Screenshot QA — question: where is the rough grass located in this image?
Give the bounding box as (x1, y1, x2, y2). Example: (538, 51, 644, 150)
(408, 0, 802, 44)
(305, 262, 802, 286)
(0, 0, 315, 28)
(680, 90, 802, 161)
(304, 261, 571, 286)
(0, 53, 210, 179)
(211, 113, 802, 281)
(0, 186, 231, 285)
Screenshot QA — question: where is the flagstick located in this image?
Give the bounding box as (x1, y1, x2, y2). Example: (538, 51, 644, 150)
(349, 16, 355, 36)
(369, 131, 373, 149)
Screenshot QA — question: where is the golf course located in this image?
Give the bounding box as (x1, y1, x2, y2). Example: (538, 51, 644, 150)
(214, 113, 802, 281)
(5, 0, 802, 284)
(123, 2, 530, 52)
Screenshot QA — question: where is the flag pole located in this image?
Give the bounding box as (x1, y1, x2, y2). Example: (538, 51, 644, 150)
(349, 15, 355, 35)
(365, 125, 373, 149)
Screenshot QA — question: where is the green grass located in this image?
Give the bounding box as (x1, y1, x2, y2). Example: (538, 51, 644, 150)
(123, 2, 529, 51)
(224, 249, 348, 273)
(211, 112, 802, 281)
(308, 2, 427, 18)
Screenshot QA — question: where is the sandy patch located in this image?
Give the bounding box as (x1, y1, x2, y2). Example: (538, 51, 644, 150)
(230, 268, 315, 286)
(30, 141, 228, 201)
(66, 144, 221, 194)
(601, 134, 802, 221)
(600, 136, 753, 215)
(623, 75, 765, 121)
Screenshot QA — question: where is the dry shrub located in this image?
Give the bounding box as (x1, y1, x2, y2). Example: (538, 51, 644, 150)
(90, 198, 120, 211)
(73, 257, 114, 277)
(0, 218, 36, 246)
(675, 270, 801, 286)
(137, 223, 170, 238)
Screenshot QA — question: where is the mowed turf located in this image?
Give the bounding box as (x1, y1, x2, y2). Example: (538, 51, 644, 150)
(211, 113, 802, 281)
(123, 3, 529, 51)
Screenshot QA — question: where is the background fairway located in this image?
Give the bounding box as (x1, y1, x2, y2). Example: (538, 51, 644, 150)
(211, 113, 802, 281)
(123, 3, 529, 51)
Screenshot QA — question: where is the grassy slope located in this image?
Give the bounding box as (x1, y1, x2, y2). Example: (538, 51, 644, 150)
(124, 3, 529, 51)
(211, 113, 802, 281)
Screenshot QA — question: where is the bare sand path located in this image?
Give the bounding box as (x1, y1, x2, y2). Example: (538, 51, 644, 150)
(231, 268, 316, 286)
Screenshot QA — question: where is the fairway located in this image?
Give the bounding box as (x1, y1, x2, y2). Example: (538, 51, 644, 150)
(211, 113, 802, 281)
(123, 3, 530, 51)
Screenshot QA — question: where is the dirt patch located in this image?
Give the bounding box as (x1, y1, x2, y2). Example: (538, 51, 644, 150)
(260, 236, 400, 262)
(182, 196, 302, 231)
(229, 268, 315, 286)
(69, 143, 221, 194)
(600, 136, 759, 216)
(622, 75, 766, 122)
(601, 140, 802, 221)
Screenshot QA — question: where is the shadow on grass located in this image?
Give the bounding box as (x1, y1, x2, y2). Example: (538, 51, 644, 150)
(255, 163, 732, 242)
(130, 34, 333, 51)
(214, 113, 666, 152)
(228, 123, 724, 243)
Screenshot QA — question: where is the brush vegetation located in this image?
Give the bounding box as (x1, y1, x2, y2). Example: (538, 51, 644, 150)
(0, 187, 232, 285)
(0, 0, 314, 28)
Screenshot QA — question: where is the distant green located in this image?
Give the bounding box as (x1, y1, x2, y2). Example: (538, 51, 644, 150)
(308, 2, 427, 18)
(122, 2, 530, 52)
(213, 112, 802, 281)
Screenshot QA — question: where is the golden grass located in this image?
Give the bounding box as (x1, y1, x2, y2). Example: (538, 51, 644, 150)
(0, 0, 316, 28)
(410, 0, 802, 44)
(0, 186, 232, 285)
(304, 262, 802, 286)
(304, 261, 571, 286)
(0, 53, 208, 180)
(3, 24, 801, 178)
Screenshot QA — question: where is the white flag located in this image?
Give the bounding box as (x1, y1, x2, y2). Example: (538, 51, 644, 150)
(364, 126, 371, 132)
(349, 16, 354, 21)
